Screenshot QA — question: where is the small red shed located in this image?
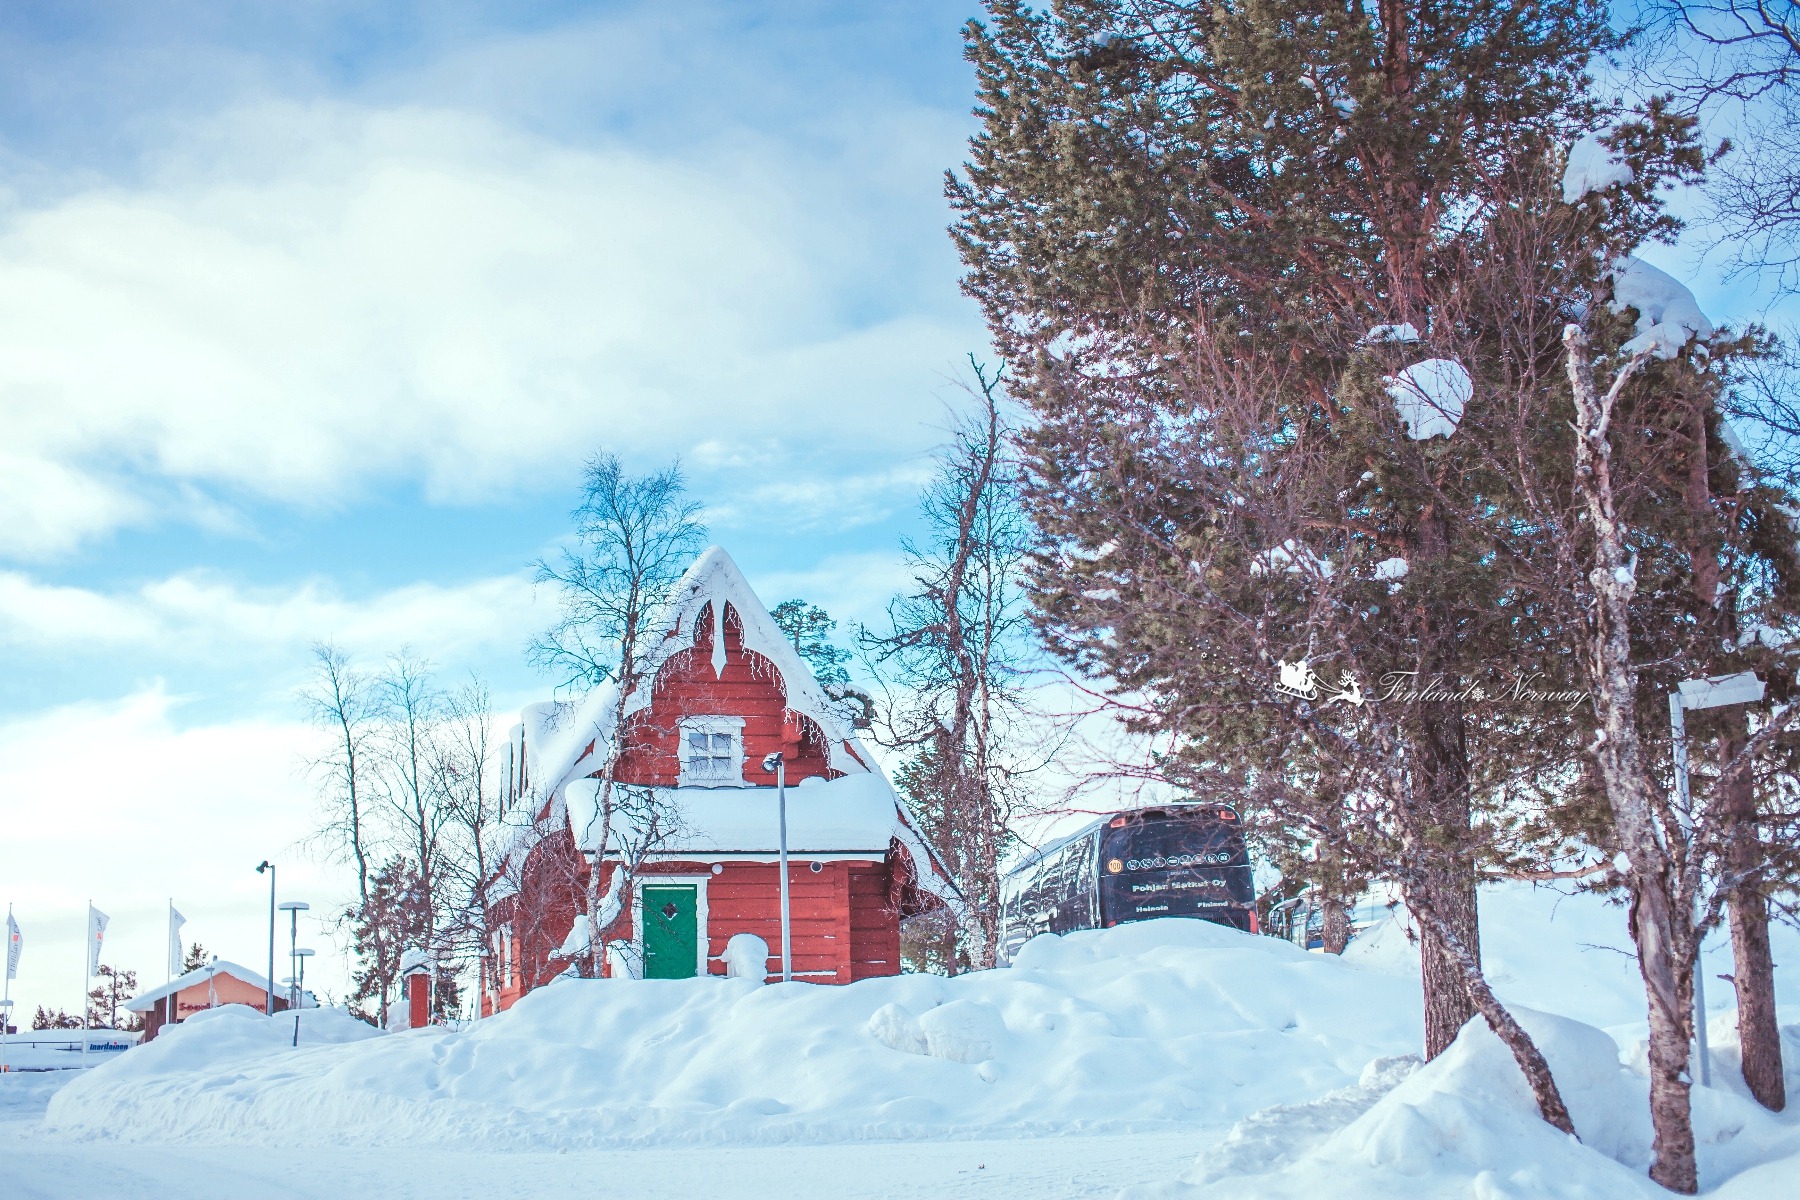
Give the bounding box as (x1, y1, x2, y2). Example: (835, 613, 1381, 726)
(483, 547, 957, 1012)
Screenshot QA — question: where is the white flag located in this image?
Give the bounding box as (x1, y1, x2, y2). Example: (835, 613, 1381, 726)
(5, 912, 19, 980)
(87, 905, 108, 976)
(167, 905, 186, 977)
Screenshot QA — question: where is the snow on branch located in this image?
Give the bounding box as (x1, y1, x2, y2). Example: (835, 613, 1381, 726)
(1562, 132, 1634, 203)
(1609, 257, 1715, 360)
(1386, 359, 1472, 440)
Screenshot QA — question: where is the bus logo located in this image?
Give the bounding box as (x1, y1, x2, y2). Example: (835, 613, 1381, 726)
(1106, 858, 1124, 874)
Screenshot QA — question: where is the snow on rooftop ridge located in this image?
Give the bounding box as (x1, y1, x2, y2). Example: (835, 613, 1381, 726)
(1386, 358, 1472, 440)
(1609, 257, 1714, 361)
(1562, 131, 1634, 202)
(123, 961, 273, 1011)
(527, 546, 868, 803)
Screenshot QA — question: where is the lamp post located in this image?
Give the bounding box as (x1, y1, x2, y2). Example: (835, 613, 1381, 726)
(1670, 670, 1765, 1089)
(292, 949, 315, 1047)
(276, 901, 308, 1013)
(256, 861, 275, 1017)
(762, 751, 792, 982)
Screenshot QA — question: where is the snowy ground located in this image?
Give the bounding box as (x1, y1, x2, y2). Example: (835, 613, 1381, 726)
(8, 883, 1800, 1198)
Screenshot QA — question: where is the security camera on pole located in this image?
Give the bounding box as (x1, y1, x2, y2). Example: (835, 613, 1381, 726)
(1669, 669, 1765, 1088)
(762, 751, 792, 982)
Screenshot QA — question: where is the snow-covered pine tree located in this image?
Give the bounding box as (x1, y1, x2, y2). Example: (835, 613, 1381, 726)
(946, 0, 1647, 1141)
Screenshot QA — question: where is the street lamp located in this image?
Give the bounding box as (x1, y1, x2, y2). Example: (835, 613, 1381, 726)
(292, 949, 315, 1047)
(276, 901, 309, 1014)
(256, 861, 276, 1017)
(762, 751, 791, 982)
(1670, 669, 1765, 1088)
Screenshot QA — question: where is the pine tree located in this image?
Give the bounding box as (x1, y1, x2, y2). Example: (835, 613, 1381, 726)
(87, 963, 142, 1032)
(771, 600, 871, 726)
(949, 0, 1616, 1074)
(182, 942, 210, 973)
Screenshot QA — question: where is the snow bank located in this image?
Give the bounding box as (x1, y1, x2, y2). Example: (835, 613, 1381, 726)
(45, 920, 1422, 1149)
(1610, 258, 1714, 361)
(1386, 359, 1471, 440)
(1340, 881, 1800, 1036)
(1563, 132, 1633, 202)
(1131, 1007, 1798, 1199)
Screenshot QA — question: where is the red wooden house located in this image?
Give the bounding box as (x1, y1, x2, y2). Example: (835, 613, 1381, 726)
(482, 547, 958, 1012)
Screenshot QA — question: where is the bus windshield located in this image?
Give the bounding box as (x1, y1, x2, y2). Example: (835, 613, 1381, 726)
(1097, 811, 1252, 930)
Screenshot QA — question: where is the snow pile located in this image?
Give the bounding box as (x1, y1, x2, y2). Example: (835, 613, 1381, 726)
(722, 933, 768, 981)
(1182, 1054, 1421, 1184)
(1131, 1007, 1797, 1199)
(45, 919, 1422, 1149)
(1610, 258, 1715, 360)
(1386, 359, 1472, 440)
(1563, 132, 1633, 202)
(1362, 323, 1420, 344)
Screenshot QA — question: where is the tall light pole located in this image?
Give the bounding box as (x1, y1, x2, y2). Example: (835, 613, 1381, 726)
(1670, 669, 1765, 1089)
(762, 751, 791, 982)
(256, 862, 275, 1017)
(277, 901, 308, 1013)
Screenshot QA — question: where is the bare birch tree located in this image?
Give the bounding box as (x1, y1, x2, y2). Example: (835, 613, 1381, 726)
(531, 452, 707, 975)
(299, 642, 378, 910)
(862, 363, 1035, 970)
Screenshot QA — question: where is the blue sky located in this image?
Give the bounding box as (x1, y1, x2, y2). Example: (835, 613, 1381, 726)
(1, 0, 988, 1012)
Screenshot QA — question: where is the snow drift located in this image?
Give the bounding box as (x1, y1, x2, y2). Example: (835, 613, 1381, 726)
(46, 919, 1422, 1149)
(1125, 1007, 1800, 1199)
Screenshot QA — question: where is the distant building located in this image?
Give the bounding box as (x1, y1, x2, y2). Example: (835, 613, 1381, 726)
(124, 960, 296, 1040)
(484, 546, 959, 1012)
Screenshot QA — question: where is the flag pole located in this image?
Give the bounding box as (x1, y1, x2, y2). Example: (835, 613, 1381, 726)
(81, 900, 90, 1069)
(3, 902, 13, 1073)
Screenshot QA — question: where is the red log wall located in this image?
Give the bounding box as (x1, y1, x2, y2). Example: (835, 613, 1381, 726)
(613, 602, 839, 788)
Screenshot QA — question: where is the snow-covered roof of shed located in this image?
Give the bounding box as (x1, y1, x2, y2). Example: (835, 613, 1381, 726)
(527, 546, 869, 803)
(124, 961, 273, 1011)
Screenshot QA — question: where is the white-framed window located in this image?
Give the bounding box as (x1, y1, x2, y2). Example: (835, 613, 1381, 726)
(679, 716, 746, 787)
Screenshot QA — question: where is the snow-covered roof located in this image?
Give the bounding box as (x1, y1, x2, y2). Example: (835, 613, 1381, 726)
(124, 961, 273, 1012)
(526, 546, 870, 804)
(567, 772, 909, 855)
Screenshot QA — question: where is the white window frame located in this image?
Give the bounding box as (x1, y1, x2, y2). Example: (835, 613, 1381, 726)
(631, 874, 712, 979)
(678, 715, 747, 788)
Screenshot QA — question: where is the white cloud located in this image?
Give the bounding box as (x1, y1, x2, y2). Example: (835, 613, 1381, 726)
(0, 688, 352, 1014)
(0, 99, 981, 559)
(0, 567, 547, 666)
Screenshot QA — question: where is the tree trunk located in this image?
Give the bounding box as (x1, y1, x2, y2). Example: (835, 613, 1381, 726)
(1416, 698, 1480, 1059)
(1565, 329, 1698, 1193)
(1321, 896, 1351, 955)
(1720, 725, 1786, 1110)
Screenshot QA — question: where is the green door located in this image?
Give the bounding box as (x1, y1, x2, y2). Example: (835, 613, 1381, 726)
(642, 885, 699, 979)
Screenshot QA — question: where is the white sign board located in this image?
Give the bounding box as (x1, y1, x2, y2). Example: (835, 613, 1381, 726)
(1677, 671, 1766, 711)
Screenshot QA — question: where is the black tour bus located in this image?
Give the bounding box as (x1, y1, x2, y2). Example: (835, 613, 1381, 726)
(997, 804, 1255, 965)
